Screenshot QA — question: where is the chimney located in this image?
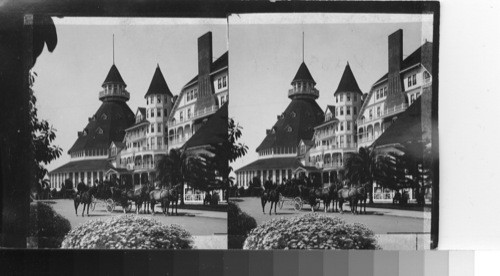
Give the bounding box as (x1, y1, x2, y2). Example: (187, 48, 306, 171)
(385, 29, 406, 109)
(194, 32, 217, 114)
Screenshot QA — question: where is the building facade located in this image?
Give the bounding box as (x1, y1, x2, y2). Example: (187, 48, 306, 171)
(235, 29, 433, 203)
(49, 31, 228, 204)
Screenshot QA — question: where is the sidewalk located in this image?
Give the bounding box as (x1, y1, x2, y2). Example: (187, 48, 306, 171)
(179, 208, 227, 220)
(367, 207, 431, 220)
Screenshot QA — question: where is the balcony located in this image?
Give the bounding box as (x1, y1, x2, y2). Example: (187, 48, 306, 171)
(288, 87, 319, 98)
(99, 89, 130, 101)
(167, 105, 219, 128)
(357, 103, 408, 125)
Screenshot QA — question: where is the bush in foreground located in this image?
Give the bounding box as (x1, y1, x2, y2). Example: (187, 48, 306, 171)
(228, 201, 257, 249)
(28, 202, 71, 248)
(61, 215, 193, 249)
(243, 213, 379, 250)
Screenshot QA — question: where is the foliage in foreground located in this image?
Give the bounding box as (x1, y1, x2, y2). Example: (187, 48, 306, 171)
(61, 215, 193, 249)
(228, 201, 257, 249)
(28, 202, 71, 248)
(243, 213, 380, 250)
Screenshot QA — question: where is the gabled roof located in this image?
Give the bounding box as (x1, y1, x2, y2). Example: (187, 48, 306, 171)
(182, 102, 228, 150)
(235, 157, 302, 173)
(50, 159, 114, 174)
(334, 62, 362, 95)
(292, 62, 316, 85)
(372, 96, 422, 148)
(300, 139, 314, 147)
(112, 141, 126, 149)
(137, 107, 146, 117)
(326, 105, 335, 114)
(373, 41, 433, 85)
(256, 98, 324, 152)
(102, 64, 126, 87)
(144, 65, 173, 98)
(68, 101, 135, 153)
(183, 51, 228, 88)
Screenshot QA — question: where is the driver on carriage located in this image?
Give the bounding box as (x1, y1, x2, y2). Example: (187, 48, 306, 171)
(264, 177, 275, 191)
(76, 180, 88, 197)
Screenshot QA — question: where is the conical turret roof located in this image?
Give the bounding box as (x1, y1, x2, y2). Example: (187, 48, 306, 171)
(102, 64, 126, 87)
(334, 62, 362, 95)
(144, 65, 173, 98)
(291, 62, 316, 85)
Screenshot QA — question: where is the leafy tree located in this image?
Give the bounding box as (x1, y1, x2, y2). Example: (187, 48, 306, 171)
(205, 118, 248, 202)
(29, 72, 62, 193)
(345, 147, 379, 203)
(156, 149, 189, 205)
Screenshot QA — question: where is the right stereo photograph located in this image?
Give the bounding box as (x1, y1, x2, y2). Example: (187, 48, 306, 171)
(227, 13, 438, 250)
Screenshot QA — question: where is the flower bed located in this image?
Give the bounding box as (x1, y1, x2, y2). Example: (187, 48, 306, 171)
(243, 213, 379, 250)
(61, 215, 193, 249)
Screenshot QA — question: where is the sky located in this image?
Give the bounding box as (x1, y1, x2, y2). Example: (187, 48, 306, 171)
(33, 17, 227, 172)
(228, 13, 434, 172)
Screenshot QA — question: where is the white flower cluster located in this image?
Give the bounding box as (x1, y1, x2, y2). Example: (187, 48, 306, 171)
(61, 215, 193, 249)
(243, 213, 379, 250)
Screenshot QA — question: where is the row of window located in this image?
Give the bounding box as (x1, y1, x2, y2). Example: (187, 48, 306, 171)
(186, 88, 198, 102)
(313, 134, 355, 150)
(335, 106, 358, 116)
(71, 148, 108, 158)
(335, 92, 358, 103)
(146, 95, 165, 105)
(259, 147, 297, 156)
(147, 108, 169, 119)
(407, 74, 417, 87)
(125, 136, 168, 150)
(217, 76, 227, 90)
(375, 87, 388, 100)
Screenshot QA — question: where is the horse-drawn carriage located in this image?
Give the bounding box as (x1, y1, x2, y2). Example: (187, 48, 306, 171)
(277, 194, 304, 211)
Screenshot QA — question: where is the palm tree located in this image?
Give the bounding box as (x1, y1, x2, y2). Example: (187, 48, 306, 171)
(156, 149, 189, 205)
(345, 146, 379, 203)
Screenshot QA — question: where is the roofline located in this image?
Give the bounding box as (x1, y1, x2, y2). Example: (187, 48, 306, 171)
(182, 65, 228, 89)
(372, 63, 422, 87)
(314, 119, 338, 129)
(124, 121, 149, 132)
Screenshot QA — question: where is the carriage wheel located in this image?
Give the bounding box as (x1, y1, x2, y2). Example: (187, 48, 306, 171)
(106, 199, 115, 213)
(294, 198, 303, 211)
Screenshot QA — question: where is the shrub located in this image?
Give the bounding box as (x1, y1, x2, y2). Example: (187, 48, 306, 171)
(28, 202, 71, 248)
(243, 213, 379, 250)
(228, 201, 257, 249)
(61, 215, 193, 249)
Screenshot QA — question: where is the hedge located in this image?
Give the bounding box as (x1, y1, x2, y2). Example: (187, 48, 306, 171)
(228, 201, 257, 249)
(28, 202, 71, 248)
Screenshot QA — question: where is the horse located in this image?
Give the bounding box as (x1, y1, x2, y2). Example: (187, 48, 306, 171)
(321, 183, 341, 213)
(355, 184, 369, 214)
(149, 185, 180, 216)
(337, 186, 359, 214)
(261, 185, 281, 215)
(110, 186, 131, 214)
(74, 186, 97, 216)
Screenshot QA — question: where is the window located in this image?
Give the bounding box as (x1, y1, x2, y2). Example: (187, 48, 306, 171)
(340, 107, 344, 116)
(336, 96, 338, 103)
(97, 128, 103, 134)
(187, 109, 191, 119)
(354, 106, 357, 115)
(347, 106, 351, 115)
(347, 93, 351, 101)
(408, 76, 412, 87)
(384, 87, 388, 97)
(101, 113, 107, 120)
(157, 123, 161, 133)
(411, 94, 416, 104)
(290, 111, 296, 118)
(221, 95, 226, 105)
(218, 78, 222, 89)
(157, 109, 161, 117)
(377, 106, 381, 117)
(150, 109, 154, 118)
(376, 91, 379, 100)
(340, 122, 344, 131)
(347, 122, 351, 131)
(335, 107, 338, 116)
(151, 124, 155, 133)
(180, 111, 183, 121)
(157, 95, 161, 103)
(194, 89, 198, 98)
(164, 108, 168, 117)
(369, 109, 373, 119)
(222, 76, 227, 87)
(285, 125, 292, 132)
(412, 74, 416, 85)
(340, 93, 343, 102)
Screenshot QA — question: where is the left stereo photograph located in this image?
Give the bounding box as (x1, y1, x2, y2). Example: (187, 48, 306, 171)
(3, 16, 229, 249)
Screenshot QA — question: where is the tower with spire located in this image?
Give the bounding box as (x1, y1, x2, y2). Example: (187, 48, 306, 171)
(235, 37, 324, 186)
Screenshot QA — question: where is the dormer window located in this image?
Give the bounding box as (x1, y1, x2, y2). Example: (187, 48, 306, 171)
(424, 71, 431, 79)
(83, 129, 88, 136)
(157, 95, 161, 103)
(285, 125, 292, 132)
(101, 113, 107, 120)
(96, 127, 103, 135)
(290, 111, 296, 118)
